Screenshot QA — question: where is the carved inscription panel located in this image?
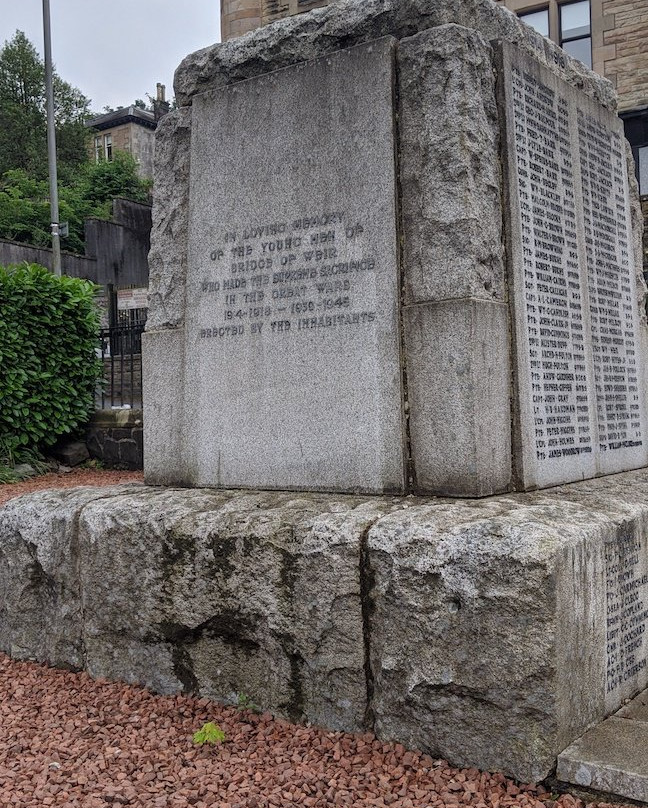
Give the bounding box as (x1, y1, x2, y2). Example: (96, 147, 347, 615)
(197, 214, 377, 343)
(578, 112, 644, 471)
(503, 45, 647, 489)
(605, 525, 648, 708)
(183, 38, 405, 493)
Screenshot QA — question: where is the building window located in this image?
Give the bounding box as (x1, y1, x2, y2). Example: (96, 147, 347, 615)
(620, 109, 648, 197)
(639, 146, 648, 196)
(515, 1, 592, 68)
(104, 133, 113, 161)
(560, 0, 591, 68)
(94, 135, 102, 163)
(519, 7, 549, 37)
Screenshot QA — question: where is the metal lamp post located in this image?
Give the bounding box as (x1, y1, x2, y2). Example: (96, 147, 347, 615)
(42, 0, 61, 276)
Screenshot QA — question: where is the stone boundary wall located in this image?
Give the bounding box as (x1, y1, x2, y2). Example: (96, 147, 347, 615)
(3, 469, 648, 782)
(0, 239, 96, 279)
(86, 410, 143, 470)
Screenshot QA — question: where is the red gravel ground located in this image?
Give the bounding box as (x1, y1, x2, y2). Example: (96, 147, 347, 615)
(0, 472, 636, 807)
(0, 468, 143, 508)
(0, 654, 631, 808)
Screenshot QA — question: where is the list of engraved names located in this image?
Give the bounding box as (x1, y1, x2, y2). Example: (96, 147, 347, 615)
(196, 213, 378, 341)
(510, 60, 643, 475)
(606, 528, 648, 695)
(578, 111, 642, 455)
(511, 64, 592, 465)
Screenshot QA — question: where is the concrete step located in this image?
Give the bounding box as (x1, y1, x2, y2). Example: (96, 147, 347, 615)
(557, 690, 648, 803)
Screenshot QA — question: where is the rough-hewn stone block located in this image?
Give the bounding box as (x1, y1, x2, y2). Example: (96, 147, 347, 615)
(4, 472, 648, 780)
(399, 25, 505, 305)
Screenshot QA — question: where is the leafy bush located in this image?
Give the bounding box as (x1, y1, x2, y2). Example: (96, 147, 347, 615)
(0, 262, 101, 455)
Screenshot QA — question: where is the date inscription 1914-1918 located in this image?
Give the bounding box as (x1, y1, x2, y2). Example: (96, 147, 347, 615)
(197, 212, 378, 339)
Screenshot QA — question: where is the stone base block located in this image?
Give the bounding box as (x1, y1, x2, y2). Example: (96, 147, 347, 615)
(403, 299, 511, 497)
(3, 471, 648, 781)
(557, 708, 648, 803)
(0, 486, 393, 733)
(142, 329, 187, 485)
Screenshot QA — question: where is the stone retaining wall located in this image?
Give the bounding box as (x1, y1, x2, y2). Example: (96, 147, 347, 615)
(3, 471, 648, 782)
(86, 410, 143, 470)
(0, 239, 96, 278)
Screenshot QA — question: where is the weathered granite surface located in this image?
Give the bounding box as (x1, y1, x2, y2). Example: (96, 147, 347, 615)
(4, 471, 648, 781)
(0, 485, 144, 669)
(397, 24, 511, 497)
(145, 0, 648, 498)
(142, 329, 187, 485)
(403, 299, 511, 496)
(173, 0, 615, 112)
(0, 485, 396, 732)
(146, 108, 192, 331)
(153, 0, 616, 336)
(399, 25, 504, 305)
(558, 702, 648, 803)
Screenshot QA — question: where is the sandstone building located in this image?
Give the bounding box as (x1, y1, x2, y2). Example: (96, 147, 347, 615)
(220, 0, 648, 195)
(87, 106, 157, 180)
(494, 0, 648, 195)
(86, 84, 171, 181)
(221, 0, 329, 38)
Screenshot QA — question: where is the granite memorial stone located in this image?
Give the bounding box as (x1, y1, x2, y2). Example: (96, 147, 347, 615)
(4, 471, 648, 782)
(144, 2, 648, 497)
(501, 44, 648, 489)
(182, 39, 404, 493)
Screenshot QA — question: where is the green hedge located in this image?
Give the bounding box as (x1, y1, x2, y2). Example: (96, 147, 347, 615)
(0, 262, 101, 455)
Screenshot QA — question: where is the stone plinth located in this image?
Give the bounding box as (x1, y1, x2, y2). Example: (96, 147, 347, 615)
(558, 691, 648, 802)
(3, 470, 648, 781)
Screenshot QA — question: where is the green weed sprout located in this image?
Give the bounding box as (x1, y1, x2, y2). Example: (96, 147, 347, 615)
(192, 722, 226, 746)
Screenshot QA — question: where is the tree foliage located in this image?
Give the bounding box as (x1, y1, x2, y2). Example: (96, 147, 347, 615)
(0, 153, 152, 254)
(0, 31, 153, 254)
(0, 31, 91, 182)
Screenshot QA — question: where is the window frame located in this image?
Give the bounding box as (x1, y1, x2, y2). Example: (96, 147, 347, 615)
(518, 5, 550, 37)
(558, 0, 592, 68)
(508, 0, 593, 68)
(621, 109, 648, 198)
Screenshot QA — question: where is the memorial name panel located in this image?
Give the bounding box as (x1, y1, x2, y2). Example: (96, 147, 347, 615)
(605, 526, 648, 708)
(578, 112, 643, 469)
(508, 55, 596, 487)
(182, 38, 405, 493)
(504, 44, 647, 489)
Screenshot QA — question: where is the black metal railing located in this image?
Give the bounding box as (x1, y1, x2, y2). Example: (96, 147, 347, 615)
(96, 320, 146, 410)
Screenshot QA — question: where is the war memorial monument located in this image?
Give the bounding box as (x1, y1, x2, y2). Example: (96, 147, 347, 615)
(2, 0, 648, 792)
